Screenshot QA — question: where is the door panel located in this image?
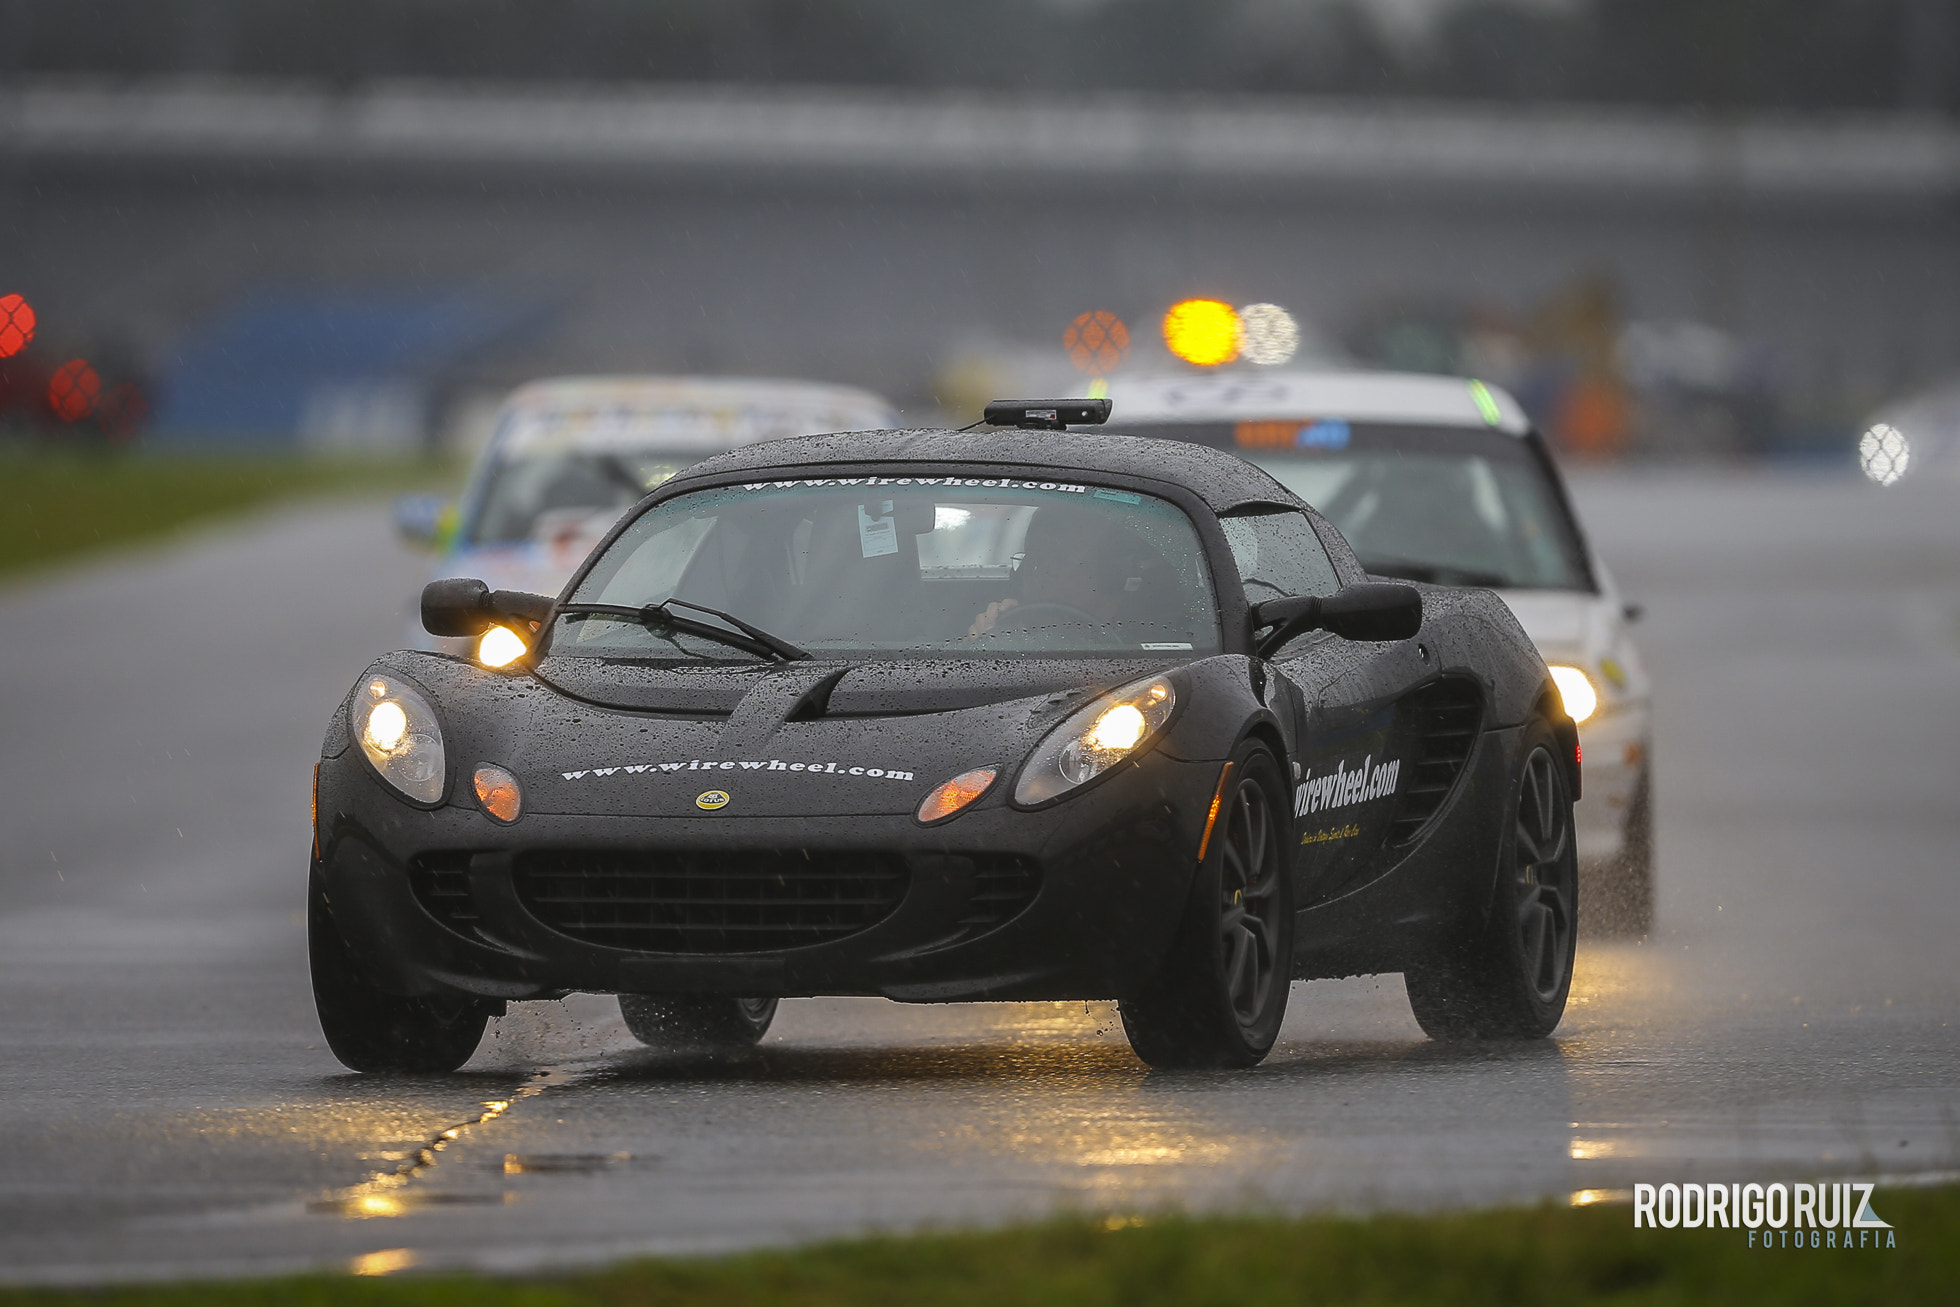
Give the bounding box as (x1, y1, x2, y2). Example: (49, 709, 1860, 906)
(1273, 633, 1431, 904)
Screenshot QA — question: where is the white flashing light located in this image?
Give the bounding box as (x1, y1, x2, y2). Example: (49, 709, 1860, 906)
(1859, 423, 1910, 486)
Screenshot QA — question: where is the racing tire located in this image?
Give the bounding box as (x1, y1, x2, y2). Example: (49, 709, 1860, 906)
(1120, 743, 1294, 1070)
(1405, 718, 1577, 1041)
(309, 868, 491, 1074)
(619, 995, 780, 1050)
(1587, 765, 1654, 938)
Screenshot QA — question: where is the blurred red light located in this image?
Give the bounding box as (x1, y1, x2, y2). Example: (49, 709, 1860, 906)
(1064, 310, 1130, 375)
(48, 358, 102, 422)
(0, 295, 35, 358)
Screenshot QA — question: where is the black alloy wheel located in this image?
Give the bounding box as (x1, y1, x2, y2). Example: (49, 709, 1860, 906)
(1406, 718, 1577, 1040)
(618, 994, 780, 1050)
(1512, 746, 1576, 1003)
(308, 867, 492, 1074)
(1120, 742, 1293, 1069)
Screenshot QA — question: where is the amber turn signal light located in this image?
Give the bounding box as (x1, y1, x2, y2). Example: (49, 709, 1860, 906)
(473, 764, 522, 823)
(916, 766, 997, 824)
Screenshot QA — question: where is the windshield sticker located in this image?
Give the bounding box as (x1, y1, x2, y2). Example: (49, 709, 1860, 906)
(1293, 754, 1400, 817)
(857, 501, 899, 557)
(1140, 642, 1194, 650)
(561, 757, 916, 783)
(739, 477, 1087, 494)
(1094, 488, 1142, 504)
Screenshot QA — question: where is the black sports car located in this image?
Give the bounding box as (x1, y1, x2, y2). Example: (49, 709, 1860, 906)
(311, 408, 1580, 1072)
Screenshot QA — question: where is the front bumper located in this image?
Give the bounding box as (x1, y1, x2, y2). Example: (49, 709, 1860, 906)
(315, 748, 1219, 1004)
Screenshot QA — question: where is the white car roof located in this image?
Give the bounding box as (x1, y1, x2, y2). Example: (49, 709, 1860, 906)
(1106, 370, 1532, 436)
(494, 375, 899, 456)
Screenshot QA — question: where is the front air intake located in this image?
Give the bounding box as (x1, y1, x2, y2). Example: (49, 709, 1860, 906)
(409, 851, 481, 936)
(513, 849, 907, 953)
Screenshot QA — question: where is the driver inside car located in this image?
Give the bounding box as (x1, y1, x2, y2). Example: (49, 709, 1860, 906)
(967, 507, 1139, 638)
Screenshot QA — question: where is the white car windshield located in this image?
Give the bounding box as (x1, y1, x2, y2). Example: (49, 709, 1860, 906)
(468, 450, 687, 545)
(548, 477, 1222, 660)
(1126, 421, 1589, 590)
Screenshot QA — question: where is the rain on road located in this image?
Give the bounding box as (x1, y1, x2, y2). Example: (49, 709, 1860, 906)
(1, 469, 1955, 1281)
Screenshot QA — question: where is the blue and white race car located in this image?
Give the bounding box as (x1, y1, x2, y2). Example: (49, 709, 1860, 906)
(398, 375, 899, 653)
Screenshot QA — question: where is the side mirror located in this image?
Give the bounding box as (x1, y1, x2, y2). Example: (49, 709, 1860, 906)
(394, 494, 453, 549)
(1251, 582, 1422, 657)
(421, 579, 554, 638)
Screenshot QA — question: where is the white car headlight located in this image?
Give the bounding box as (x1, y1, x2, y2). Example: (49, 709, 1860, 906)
(1014, 674, 1177, 806)
(1547, 664, 1598, 724)
(353, 673, 447, 804)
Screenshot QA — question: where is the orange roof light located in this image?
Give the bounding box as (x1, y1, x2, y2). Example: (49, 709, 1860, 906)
(1064, 310, 1130, 375)
(48, 358, 101, 422)
(0, 295, 36, 358)
(1163, 299, 1240, 367)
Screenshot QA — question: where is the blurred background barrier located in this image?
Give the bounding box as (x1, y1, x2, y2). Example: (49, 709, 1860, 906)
(0, 0, 1956, 461)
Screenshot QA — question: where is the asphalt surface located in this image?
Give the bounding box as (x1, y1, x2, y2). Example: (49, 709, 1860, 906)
(1, 469, 1955, 1282)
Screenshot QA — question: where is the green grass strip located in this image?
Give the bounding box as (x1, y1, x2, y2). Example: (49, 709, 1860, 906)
(0, 451, 457, 580)
(2, 1186, 1951, 1306)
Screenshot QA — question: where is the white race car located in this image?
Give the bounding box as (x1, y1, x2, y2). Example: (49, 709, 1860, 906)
(398, 375, 900, 651)
(1107, 370, 1655, 932)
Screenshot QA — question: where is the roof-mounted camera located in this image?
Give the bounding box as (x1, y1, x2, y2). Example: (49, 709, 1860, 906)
(982, 398, 1113, 431)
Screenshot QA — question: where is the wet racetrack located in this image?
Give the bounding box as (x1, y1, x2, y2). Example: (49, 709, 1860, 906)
(1, 468, 1955, 1281)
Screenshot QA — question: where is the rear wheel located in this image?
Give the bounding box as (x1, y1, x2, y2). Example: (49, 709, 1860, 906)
(1120, 743, 1293, 1070)
(309, 868, 491, 1074)
(1405, 720, 1576, 1040)
(619, 995, 780, 1050)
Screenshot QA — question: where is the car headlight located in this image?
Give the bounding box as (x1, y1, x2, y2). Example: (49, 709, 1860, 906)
(1014, 674, 1177, 806)
(353, 673, 447, 804)
(1547, 664, 1598, 724)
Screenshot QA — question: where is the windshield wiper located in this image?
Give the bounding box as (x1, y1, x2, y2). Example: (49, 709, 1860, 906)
(553, 600, 810, 662)
(1357, 555, 1510, 589)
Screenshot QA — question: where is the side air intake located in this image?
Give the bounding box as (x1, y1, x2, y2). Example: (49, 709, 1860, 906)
(1384, 677, 1484, 846)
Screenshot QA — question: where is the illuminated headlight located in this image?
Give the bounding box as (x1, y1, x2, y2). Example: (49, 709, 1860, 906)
(1547, 665, 1598, 724)
(1014, 674, 1177, 806)
(353, 674, 447, 804)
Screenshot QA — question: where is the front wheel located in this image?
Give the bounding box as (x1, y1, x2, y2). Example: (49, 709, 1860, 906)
(1120, 743, 1294, 1069)
(309, 868, 491, 1074)
(618, 995, 780, 1050)
(1405, 720, 1577, 1040)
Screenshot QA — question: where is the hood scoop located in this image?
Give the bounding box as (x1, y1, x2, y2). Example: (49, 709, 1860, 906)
(717, 666, 853, 751)
(530, 659, 769, 714)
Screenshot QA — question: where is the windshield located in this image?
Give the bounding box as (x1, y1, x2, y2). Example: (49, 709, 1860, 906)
(546, 477, 1221, 660)
(1126, 421, 1589, 590)
(468, 450, 689, 545)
